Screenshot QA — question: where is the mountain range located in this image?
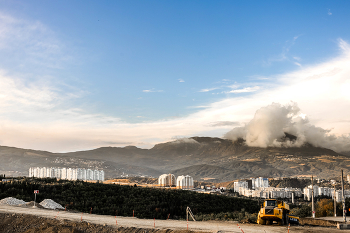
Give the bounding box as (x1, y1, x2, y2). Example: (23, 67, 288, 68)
(1, 135, 349, 182)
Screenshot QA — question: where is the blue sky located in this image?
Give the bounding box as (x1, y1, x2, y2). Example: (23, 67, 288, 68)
(1, 1, 350, 152)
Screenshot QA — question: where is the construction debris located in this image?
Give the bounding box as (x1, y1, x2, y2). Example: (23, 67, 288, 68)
(0, 197, 26, 206)
(39, 199, 64, 210)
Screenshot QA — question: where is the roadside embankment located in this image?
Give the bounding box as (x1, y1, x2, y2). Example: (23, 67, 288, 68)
(300, 217, 340, 227)
(0, 212, 199, 233)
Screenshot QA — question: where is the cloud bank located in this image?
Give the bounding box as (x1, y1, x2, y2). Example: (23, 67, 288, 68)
(224, 102, 350, 152)
(1, 11, 350, 153)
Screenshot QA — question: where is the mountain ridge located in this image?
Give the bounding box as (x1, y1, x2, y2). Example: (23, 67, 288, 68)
(1, 135, 349, 181)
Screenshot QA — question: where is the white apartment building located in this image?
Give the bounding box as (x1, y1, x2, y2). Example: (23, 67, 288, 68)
(86, 169, 94, 180)
(77, 168, 86, 180)
(234, 181, 249, 193)
(29, 167, 104, 181)
(252, 177, 269, 189)
(158, 174, 176, 187)
(61, 168, 67, 180)
(176, 175, 194, 189)
(234, 177, 269, 193)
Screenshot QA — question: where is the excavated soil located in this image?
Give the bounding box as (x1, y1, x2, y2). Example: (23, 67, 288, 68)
(0, 212, 200, 233)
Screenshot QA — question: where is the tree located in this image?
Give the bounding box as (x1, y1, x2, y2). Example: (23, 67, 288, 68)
(316, 199, 334, 217)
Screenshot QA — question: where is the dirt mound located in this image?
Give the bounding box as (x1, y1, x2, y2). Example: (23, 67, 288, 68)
(0, 212, 202, 233)
(0, 197, 26, 205)
(40, 199, 64, 210)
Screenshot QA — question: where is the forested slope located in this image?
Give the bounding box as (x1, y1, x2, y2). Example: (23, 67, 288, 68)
(0, 178, 259, 220)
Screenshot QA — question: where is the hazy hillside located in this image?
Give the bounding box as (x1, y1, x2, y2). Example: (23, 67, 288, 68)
(1, 136, 350, 182)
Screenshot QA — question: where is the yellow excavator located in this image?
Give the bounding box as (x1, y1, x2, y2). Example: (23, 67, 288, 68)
(257, 199, 299, 225)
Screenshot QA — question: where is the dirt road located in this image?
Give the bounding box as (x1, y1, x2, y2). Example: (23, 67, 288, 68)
(0, 204, 349, 233)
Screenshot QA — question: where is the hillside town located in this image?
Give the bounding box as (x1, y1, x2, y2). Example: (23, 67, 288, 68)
(234, 177, 350, 202)
(156, 174, 350, 204)
(26, 167, 350, 203)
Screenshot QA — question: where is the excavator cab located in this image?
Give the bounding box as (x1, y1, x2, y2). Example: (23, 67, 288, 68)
(265, 200, 277, 207)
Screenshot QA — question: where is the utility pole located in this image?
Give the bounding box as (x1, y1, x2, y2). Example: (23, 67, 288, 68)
(312, 175, 315, 218)
(334, 184, 337, 217)
(342, 170, 346, 222)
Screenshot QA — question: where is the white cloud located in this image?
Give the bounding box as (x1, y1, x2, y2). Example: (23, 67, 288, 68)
(224, 102, 350, 152)
(178, 79, 185, 82)
(0, 11, 70, 69)
(338, 38, 350, 52)
(294, 62, 302, 67)
(187, 105, 210, 109)
(170, 138, 199, 144)
(228, 86, 260, 93)
(209, 121, 239, 127)
(142, 89, 163, 93)
(328, 9, 332, 16)
(264, 35, 301, 66)
(199, 87, 219, 92)
(249, 75, 270, 80)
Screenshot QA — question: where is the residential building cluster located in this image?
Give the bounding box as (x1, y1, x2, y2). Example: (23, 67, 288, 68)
(239, 186, 302, 199)
(234, 177, 303, 199)
(158, 174, 194, 189)
(303, 185, 350, 202)
(29, 167, 104, 181)
(233, 177, 350, 202)
(234, 177, 269, 192)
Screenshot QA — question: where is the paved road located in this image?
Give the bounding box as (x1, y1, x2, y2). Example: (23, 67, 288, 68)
(0, 204, 349, 233)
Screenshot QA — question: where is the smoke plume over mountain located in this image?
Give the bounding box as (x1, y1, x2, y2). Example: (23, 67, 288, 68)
(224, 102, 350, 153)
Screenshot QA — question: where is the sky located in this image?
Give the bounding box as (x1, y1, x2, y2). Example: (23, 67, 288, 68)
(0, 0, 350, 152)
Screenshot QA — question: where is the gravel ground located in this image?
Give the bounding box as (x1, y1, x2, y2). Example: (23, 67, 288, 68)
(1, 204, 349, 233)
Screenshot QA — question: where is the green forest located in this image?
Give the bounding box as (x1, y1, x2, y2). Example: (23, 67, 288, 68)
(0, 177, 259, 220)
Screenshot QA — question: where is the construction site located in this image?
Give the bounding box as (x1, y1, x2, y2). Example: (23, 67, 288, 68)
(1, 181, 350, 233)
(1, 203, 350, 233)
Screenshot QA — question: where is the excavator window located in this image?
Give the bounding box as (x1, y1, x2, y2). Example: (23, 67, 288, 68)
(265, 200, 276, 207)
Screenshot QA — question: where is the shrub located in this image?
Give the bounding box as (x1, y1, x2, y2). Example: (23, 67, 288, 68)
(290, 204, 311, 218)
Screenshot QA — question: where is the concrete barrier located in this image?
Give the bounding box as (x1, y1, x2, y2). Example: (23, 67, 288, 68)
(337, 223, 350, 229)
